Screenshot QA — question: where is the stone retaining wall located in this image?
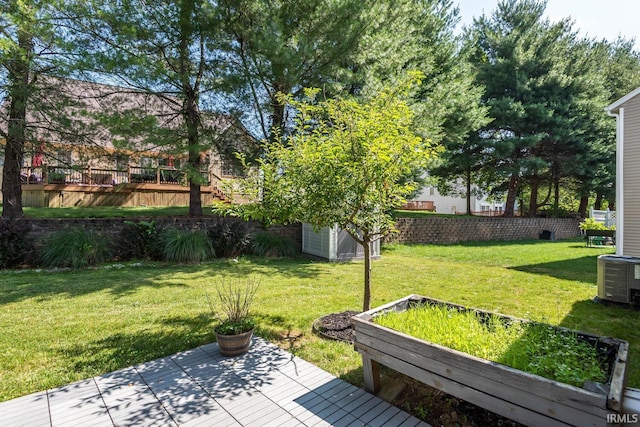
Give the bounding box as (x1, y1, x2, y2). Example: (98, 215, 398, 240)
(23, 217, 302, 250)
(18, 216, 579, 251)
(383, 217, 581, 245)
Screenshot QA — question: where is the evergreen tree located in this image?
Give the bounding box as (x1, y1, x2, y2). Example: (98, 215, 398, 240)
(64, 0, 228, 216)
(466, 0, 610, 217)
(219, 0, 371, 140)
(350, 0, 489, 209)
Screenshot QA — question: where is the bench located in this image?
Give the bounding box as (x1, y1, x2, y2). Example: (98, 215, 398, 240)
(586, 229, 616, 247)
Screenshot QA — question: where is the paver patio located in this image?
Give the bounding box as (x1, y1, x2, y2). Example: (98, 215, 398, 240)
(0, 337, 430, 426)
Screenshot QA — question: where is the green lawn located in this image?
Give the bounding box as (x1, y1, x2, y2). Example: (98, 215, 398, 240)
(18, 205, 452, 219)
(22, 205, 198, 218)
(1, 239, 631, 404)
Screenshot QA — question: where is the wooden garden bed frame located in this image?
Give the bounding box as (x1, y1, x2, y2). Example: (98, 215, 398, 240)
(352, 295, 629, 427)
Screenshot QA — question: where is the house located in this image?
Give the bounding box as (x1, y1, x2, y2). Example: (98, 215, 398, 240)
(408, 177, 509, 215)
(595, 88, 640, 305)
(0, 77, 257, 207)
(605, 87, 640, 257)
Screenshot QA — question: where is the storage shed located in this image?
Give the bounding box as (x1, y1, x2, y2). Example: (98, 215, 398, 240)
(301, 223, 380, 261)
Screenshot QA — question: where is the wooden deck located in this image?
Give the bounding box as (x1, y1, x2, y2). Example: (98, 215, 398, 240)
(0, 337, 429, 427)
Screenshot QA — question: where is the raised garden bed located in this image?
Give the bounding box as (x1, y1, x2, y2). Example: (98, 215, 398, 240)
(352, 295, 629, 427)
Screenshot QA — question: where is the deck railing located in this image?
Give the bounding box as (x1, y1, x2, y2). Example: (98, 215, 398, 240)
(20, 165, 212, 187)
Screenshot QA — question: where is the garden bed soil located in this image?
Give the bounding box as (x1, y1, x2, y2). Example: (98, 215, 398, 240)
(392, 373, 523, 427)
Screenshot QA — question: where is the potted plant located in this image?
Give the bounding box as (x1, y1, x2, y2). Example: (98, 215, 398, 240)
(207, 277, 259, 356)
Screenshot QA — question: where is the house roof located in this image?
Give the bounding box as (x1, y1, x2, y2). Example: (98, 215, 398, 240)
(605, 86, 640, 113)
(0, 76, 255, 157)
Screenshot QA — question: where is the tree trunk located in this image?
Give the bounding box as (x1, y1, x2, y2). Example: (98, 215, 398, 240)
(186, 96, 202, 216)
(179, 0, 202, 217)
(2, 30, 32, 219)
(594, 192, 603, 210)
(529, 175, 539, 218)
(465, 168, 472, 215)
(553, 177, 560, 215)
(503, 173, 519, 218)
(269, 82, 288, 143)
(363, 237, 371, 312)
(578, 195, 589, 218)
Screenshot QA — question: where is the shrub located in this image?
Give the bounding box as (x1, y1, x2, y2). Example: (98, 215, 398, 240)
(251, 232, 297, 258)
(0, 219, 34, 269)
(579, 217, 615, 231)
(39, 228, 113, 268)
(207, 219, 253, 258)
(159, 228, 214, 263)
(114, 220, 162, 261)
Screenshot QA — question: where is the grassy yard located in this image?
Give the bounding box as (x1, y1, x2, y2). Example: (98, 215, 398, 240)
(18, 205, 453, 219)
(1, 239, 632, 404)
(22, 205, 197, 218)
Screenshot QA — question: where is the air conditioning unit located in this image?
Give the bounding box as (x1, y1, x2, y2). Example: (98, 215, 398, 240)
(597, 255, 640, 304)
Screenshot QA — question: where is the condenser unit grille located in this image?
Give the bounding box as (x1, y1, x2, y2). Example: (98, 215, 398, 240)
(602, 260, 628, 303)
(597, 255, 640, 304)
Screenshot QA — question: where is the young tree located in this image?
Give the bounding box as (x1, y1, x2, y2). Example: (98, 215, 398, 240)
(230, 74, 437, 311)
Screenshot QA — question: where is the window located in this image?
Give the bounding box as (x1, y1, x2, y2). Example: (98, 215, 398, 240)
(429, 187, 435, 196)
(115, 155, 130, 171)
(139, 156, 154, 167)
(56, 150, 72, 167)
(221, 160, 237, 177)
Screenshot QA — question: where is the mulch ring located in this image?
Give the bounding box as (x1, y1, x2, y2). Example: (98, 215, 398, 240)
(312, 310, 360, 343)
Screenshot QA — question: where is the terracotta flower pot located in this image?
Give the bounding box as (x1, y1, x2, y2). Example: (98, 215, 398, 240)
(216, 329, 253, 357)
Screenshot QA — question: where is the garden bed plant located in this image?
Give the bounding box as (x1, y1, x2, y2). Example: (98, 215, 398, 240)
(353, 295, 629, 427)
(374, 302, 608, 387)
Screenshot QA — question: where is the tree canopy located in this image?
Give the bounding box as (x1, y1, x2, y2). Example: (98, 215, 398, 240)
(226, 74, 438, 310)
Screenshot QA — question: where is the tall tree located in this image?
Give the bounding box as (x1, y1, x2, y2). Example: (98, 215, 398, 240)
(346, 0, 489, 209)
(0, 1, 56, 218)
(582, 38, 640, 213)
(65, 0, 227, 216)
(466, 0, 605, 217)
(219, 0, 371, 140)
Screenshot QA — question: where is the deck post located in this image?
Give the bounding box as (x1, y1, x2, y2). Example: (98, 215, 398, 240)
(361, 354, 381, 393)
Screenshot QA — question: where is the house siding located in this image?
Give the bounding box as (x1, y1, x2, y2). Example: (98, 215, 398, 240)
(623, 98, 640, 257)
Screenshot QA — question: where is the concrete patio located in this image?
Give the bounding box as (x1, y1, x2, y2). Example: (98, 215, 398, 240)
(0, 337, 430, 426)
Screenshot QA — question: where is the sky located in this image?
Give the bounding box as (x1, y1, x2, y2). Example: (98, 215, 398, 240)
(455, 0, 640, 50)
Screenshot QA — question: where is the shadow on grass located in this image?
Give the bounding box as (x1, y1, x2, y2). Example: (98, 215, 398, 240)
(0, 256, 323, 305)
(62, 313, 217, 376)
(58, 311, 306, 389)
(0, 267, 189, 305)
(507, 255, 599, 285)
